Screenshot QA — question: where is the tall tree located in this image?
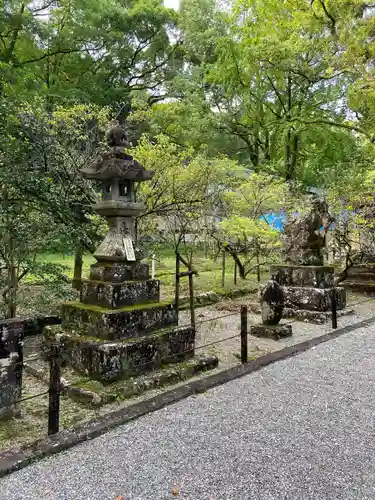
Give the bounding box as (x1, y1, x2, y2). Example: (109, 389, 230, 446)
(0, 0, 181, 111)
(131, 0, 375, 188)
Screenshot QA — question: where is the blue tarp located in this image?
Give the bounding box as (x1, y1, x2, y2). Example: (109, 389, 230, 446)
(260, 212, 287, 232)
(261, 211, 340, 232)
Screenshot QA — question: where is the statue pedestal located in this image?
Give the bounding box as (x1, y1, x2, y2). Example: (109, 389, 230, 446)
(270, 265, 346, 323)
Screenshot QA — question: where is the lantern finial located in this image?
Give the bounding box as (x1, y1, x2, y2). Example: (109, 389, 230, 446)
(106, 126, 128, 147)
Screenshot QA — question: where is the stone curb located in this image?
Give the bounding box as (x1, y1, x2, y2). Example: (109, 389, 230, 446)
(1, 315, 375, 478)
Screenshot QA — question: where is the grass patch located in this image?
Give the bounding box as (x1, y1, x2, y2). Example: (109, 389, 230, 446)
(34, 251, 265, 294)
(12, 250, 265, 317)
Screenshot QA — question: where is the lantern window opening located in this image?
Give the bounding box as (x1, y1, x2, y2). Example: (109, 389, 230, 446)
(119, 182, 128, 197)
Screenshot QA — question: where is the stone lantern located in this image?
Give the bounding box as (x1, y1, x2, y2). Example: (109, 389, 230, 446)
(43, 125, 199, 382)
(81, 125, 152, 266)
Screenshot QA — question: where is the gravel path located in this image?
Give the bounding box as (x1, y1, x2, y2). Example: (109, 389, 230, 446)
(2, 322, 375, 499)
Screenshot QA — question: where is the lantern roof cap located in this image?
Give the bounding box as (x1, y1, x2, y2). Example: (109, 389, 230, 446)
(81, 126, 154, 181)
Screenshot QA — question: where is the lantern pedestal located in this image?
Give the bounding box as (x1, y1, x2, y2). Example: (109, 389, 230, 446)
(88, 261, 150, 282)
(80, 278, 160, 309)
(43, 322, 195, 382)
(43, 296, 195, 381)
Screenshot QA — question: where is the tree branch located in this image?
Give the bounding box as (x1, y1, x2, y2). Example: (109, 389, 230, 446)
(2, 1, 25, 63)
(318, 0, 336, 36)
(1, 267, 29, 299)
(287, 117, 371, 139)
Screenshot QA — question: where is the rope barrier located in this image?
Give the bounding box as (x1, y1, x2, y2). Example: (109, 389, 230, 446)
(346, 296, 375, 308)
(179, 311, 239, 330)
(0, 355, 48, 376)
(0, 390, 49, 412)
(195, 334, 241, 351)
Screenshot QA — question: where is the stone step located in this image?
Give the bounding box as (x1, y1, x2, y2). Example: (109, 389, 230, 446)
(347, 264, 375, 275)
(270, 265, 334, 288)
(344, 272, 375, 282)
(281, 285, 346, 312)
(25, 356, 219, 408)
(81, 279, 160, 308)
(341, 280, 375, 293)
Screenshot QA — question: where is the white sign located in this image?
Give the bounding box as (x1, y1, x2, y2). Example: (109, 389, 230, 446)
(123, 237, 136, 261)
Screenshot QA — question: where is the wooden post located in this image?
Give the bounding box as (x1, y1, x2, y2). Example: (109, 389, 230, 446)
(15, 331, 23, 391)
(72, 246, 83, 291)
(256, 240, 261, 283)
(188, 268, 196, 331)
(175, 252, 180, 323)
(331, 287, 337, 329)
(234, 259, 237, 285)
(151, 253, 156, 279)
(221, 250, 226, 288)
(48, 343, 61, 436)
(14, 331, 24, 414)
(240, 305, 248, 363)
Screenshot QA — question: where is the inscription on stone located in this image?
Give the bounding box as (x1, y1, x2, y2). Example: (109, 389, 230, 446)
(123, 237, 136, 261)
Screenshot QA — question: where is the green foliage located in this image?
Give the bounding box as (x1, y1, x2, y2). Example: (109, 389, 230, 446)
(131, 0, 375, 188)
(215, 173, 289, 277)
(132, 133, 246, 261)
(1, 0, 375, 315)
(0, 102, 111, 317)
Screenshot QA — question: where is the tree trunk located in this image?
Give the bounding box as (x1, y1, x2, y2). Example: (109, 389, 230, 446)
(256, 242, 261, 283)
(223, 245, 246, 279)
(221, 250, 226, 287)
(284, 72, 299, 183)
(3, 2, 26, 64)
(4, 265, 17, 319)
(72, 246, 83, 291)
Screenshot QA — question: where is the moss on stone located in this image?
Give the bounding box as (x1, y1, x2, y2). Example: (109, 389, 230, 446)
(62, 299, 172, 314)
(81, 278, 159, 286)
(71, 378, 104, 392)
(62, 356, 218, 405)
(271, 264, 334, 271)
(44, 324, 192, 347)
(0, 418, 29, 441)
(95, 262, 116, 268)
(43, 324, 65, 339)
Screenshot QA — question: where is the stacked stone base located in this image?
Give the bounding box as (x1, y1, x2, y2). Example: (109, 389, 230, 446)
(270, 265, 346, 323)
(44, 323, 195, 381)
(43, 256, 217, 383)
